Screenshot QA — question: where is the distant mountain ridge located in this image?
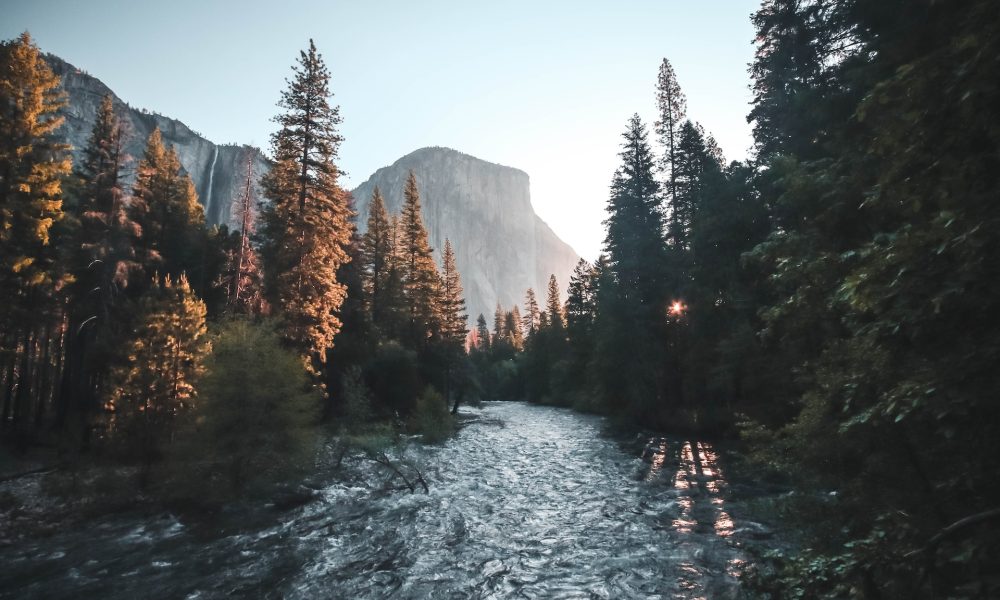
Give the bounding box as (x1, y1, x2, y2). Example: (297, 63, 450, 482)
(352, 147, 580, 324)
(46, 54, 268, 229)
(48, 55, 579, 322)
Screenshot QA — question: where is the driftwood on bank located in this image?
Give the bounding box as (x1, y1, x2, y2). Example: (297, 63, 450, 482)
(0, 465, 58, 484)
(372, 451, 429, 494)
(907, 507, 1000, 557)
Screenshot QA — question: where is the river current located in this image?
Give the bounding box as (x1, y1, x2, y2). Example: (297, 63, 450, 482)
(4, 402, 750, 599)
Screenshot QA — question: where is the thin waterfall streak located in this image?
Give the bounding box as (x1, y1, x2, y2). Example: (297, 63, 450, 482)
(204, 146, 219, 222)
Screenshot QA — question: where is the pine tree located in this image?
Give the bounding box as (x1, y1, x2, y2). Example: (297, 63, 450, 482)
(398, 171, 442, 346)
(748, 0, 831, 161)
(544, 274, 564, 332)
(522, 288, 540, 338)
(174, 319, 318, 497)
(112, 275, 209, 476)
(0, 32, 71, 337)
(361, 185, 393, 329)
(605, 115, 667, 306)
(509, 305, 524, 351)
(130, 128, 206, 289)
(503, 310, 518, 344)
(668, 120, 724, 250)
(731, 1, 1000, 594)
(325, 207, 369, 419)
(564, 259, 597, 399)
(224, 152, 264, 314)
(258, 40, 353, 373)
(474, 314, 491, 352)
(0, 33, 72, 435)
(373, 212, 408, 340)
(61, 94, 142, 426)
(438, 239, 468, 349)
(565, 259, 595, 339)
(601, 115, 670, 417)
(655, 58, 687, 205)
(493, 302, 505, 342)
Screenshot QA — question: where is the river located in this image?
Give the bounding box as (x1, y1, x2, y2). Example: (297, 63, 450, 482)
(3, 402, 756, 599)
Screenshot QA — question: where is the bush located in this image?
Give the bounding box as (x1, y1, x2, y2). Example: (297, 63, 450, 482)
(408, 387, 454, 444)
(167, 319, 320, 503)
(367, 341, 420, 415)
(339, 366, 373, 433)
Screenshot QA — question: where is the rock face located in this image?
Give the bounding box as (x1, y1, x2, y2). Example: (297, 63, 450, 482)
(48, 55, 580, 323)
(352, 147, 580, 324)
(46, 54, 268, 229)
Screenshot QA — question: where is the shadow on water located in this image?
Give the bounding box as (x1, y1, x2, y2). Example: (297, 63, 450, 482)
(641, 437, 748, 595)
(1, 402, 760, 599)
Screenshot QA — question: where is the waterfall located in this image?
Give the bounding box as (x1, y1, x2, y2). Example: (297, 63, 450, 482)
(204, 146, 219, 222)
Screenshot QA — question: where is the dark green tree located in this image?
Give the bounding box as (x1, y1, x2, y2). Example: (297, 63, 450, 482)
(438, 239, 468, 349)
(599, 115, 670, 420)
(60, 95, 142, 433)
(361, 185, 393, 332)
(175, 319, 318, 498)
(544, 274, 564, 332)
(522, 287, 540, 338)
(111, 275, 209, 484)
(0, 33, 71, 433)
(398, 171, 441, 348)
(130, 128, 206, 289)
(654, 57, 687, 204)
(474, 313, 490, 352)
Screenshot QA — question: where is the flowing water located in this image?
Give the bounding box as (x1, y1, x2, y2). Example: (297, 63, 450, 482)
(203, 146, 219, 222)
(2, 402, 755, 599)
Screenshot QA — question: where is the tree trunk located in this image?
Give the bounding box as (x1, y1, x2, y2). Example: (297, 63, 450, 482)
(1, 331, 18, 428)
(34, 323, 53, 427)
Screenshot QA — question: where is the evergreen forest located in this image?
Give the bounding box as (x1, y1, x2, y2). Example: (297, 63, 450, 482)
(1, 1, 998, 597)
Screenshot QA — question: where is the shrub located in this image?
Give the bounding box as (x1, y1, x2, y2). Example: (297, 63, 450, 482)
(167, 319, 320, 502)
(339, 366, 373, 434)
(408, 387, 454, 444)
(367, 341, 420, 415)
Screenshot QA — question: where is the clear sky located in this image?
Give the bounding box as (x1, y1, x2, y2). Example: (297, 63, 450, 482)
(3, 0, 760, 260)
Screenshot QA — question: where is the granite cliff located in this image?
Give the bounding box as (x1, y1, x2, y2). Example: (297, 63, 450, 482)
(47, 54, 267, 229)
(352, 148, 580, 324)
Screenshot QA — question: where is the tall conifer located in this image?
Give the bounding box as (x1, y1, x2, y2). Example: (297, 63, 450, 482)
(112, 275, 209, 475)
(61, 95, 141, 424)
(224, 152, 264, 314)
(474, 314, 491, 351)
(509, 306, 524, 351)
(0, 32, 70, 336)
(439, 239, 468, 349)
(544, 274, 564, 332)
(130, 128, 205, 288)
(362, 186, 392, 328)
(601, 115, 670, 416)
(0, 33, 72, 435)
(655, 58, 687, 206)
(522, 288, 540, 338)
(398, 171, 441, 346)
(258, 40, 353, 372)
(493, 302, 505, 342)
(668, 120, 724, 250)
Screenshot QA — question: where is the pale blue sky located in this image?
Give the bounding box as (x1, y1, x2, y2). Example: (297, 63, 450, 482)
(3, 0, 759, 260)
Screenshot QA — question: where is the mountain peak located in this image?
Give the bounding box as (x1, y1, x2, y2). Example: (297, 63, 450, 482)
(353, 148, 578, 322)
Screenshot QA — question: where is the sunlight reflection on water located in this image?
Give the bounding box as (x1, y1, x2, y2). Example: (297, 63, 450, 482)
(643, 437, 736, 539)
